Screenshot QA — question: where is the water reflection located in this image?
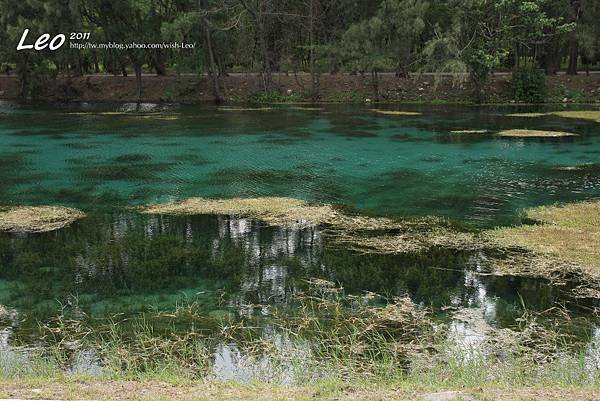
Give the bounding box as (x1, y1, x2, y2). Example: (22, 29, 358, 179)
(0, 213, 590, 332)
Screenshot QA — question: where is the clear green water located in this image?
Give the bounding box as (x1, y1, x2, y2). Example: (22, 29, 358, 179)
(1, 102, 599, 226)
(0, 101, 599, 351)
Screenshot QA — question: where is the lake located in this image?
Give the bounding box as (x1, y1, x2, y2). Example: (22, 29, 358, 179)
(0, 101, 599, 376)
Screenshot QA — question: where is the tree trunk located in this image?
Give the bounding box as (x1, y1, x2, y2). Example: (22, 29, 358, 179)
(204, 20, 223, 102)
(151, 51, 167, 75)
(308, 0, 319, 99)
(129, 54, 142, 102)
(567, 38, 578, 75)
(566, 0, 581, 75)
(371, 69, 379, 101)
(258, 16, 271, 92)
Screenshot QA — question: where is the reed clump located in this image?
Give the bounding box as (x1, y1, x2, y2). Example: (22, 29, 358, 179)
(0, 206, 85, 233)
(18, 282, 596, 385)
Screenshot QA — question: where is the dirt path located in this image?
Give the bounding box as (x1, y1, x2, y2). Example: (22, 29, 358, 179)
(1, 380, 598, 401)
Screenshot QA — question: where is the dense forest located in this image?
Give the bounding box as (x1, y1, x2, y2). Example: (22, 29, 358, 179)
(1, 0, 600, 102)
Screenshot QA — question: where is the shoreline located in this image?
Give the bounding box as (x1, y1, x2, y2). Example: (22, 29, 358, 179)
(1, 73, 600, 104)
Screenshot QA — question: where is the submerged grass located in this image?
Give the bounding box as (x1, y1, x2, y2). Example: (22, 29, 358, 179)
(0, 206, 85, 233)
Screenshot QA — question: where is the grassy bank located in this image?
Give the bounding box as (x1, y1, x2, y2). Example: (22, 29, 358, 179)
(1, 282, 598, 400)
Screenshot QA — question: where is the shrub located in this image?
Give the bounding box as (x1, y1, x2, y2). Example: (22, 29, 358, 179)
(512, 67, 547, 103)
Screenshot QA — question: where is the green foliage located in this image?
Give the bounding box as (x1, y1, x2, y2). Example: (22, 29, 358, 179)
(0, 0, 598, 101)
(250, 90, 304, 104)
(512, 67, 547, 103)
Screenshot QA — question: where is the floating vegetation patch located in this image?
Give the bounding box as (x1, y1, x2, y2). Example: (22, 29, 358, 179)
(505, 113, 547, 118)
(217, 106, 273, 112)
(504, 110, 600, 122)
(371, 109, 422, 116)
(136, 114, 180, 120)
(140, 197, 336, 228)
(140, 197, 478, 253)
(66, 112, 180, 120)
(287, 106, 324, 111)
(0, 206, 85, 233)
(449, 129, 490, 134)
(551, 110, 600, 122)
(485, 201, 600, 298)
(495, 129, 578, 138)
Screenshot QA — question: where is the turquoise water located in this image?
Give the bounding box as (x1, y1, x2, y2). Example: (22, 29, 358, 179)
(0, 101, 599, 351)
(1, 102, 599, 227)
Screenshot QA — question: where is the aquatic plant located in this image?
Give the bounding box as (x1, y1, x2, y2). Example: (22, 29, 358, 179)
(495, 129, 578, 138)
(487, 200, 600, 298)
(504, 110, 600, 122)
(371, 109, 422, 116)
(139, 197, 478, 253)
(505, 113, 547, 117)
(449, 129, 490, 134)
(0, 206, 85, 233)
(217, 106, 274, 112)
(139, 197, 336, 228)
(551, 110, 600, 122)
(5, 281, 596, 388)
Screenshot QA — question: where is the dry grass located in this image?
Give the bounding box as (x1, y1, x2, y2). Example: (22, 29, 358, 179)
(551, 110, 600, 122)
(371, 109, 422, 116)
(504, 110, 600, 122)
(1, 379, 598, 401)
(0, 206, 85, 233)
(139, 197, 336, 228)
(140, 197, 477, 253)
(449, 129, 490, 134)
(487, 201, 600, 296)
(217, 106, 273, 111)
(505, 112, 547, 118)
(288, 106, 324, 111)
(496, 129, 578, 138)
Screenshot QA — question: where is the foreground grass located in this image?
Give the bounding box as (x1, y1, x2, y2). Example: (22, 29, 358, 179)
(1, 377, 599, 400)
(1, 285, 598, 400)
